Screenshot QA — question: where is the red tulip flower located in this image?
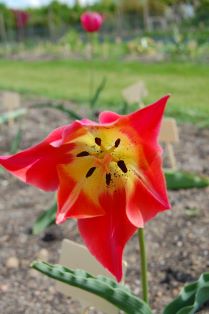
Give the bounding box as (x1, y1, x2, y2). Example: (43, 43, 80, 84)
(81, 11, 103, 33)
(0, 96, 171, 281)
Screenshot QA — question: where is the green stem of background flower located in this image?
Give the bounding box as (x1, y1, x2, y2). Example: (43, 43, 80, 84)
(138, 228, 149, 304)
(88, 33, 94, 103)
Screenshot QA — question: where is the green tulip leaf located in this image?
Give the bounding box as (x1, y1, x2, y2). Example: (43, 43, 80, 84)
(10, 128, 22, 154)
(31, 261, 152, 314)
(163, 272, 209, 314)
(0, 109, 27, 124)
(90, 76, 106, 109)
(165, 170, 209, 190)
(32, 202, 57, 235)
(32, 102, 82, 120)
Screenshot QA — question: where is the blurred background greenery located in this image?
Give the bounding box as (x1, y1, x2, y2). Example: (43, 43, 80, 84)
(0, 0, 209, 125)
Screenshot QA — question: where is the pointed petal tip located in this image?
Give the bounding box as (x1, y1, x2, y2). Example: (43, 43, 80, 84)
(160, 199, 172, 213)
(160, 193, 172, 211)
(149, 94, 171, 110)
(56, 213, 66, 224)
(163, 194, 172, 210)
(157, 94, 171, 106)
(115, 272, 122, 282)
(164, 94, 171, 102)
(106, 264, 122, 282)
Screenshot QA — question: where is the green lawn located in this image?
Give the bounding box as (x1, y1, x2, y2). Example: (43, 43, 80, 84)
(0, 59, 208, 125)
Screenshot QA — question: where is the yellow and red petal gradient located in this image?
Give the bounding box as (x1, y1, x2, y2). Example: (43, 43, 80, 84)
(56, 166, 105, 224)
(0, 95, 171, 281)
(99, 95, 171, 227)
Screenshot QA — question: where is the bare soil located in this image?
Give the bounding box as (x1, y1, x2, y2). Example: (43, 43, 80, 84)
(0, 95, 209, 314)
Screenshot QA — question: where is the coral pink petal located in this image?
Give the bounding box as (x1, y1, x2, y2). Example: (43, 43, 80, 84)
(78, 189, 137, 281)
(99, 111, 121, 124)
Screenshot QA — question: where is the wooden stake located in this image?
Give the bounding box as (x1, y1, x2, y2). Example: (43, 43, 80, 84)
(166, 142, 177, 170)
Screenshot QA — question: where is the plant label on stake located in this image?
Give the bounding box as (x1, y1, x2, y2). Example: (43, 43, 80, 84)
(122, 81, 148, 107)
(57, 239, 127, 314)
(2, 91, 21, 111)
(2, 91, 21, 126)
(159, 118, 179, 170)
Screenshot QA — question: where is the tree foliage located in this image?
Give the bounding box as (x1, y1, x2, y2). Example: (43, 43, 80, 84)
(0, 0, 208, 34)
(194, 0, 209, 25)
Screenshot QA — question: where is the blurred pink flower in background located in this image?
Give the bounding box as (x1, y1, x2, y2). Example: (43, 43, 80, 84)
(81, 11, 103, 33)
(12, 10, 29, 29)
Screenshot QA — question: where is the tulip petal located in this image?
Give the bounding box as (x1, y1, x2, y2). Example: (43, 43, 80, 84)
(0, 125, 66, 169)
(56, 166, 105, 224)
(128, 95, 170, 144)
(127, 154, 170, 227)
(0, 126, 74, 191)
(45, 125, 67, 143)
(140, 149, 170, 207)
(78, 189, 137, 281)
(25, 158, 60, 191)
(127, 178, 169, 228)
(99, 111, 120, 124)
(112, 95, 171, 228)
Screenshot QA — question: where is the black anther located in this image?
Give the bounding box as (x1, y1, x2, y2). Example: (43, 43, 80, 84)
(114, 138, 121, 147)
(86, 167, 96, 178)
(106, 173, 111, 186)
(117, 160, 127, 173)
(76, 151, 90, 157)
(95, 137, 102, 146)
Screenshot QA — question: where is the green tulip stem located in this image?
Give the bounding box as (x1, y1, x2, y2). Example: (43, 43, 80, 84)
(138, 228, 149, 304)
(88, 33, 95, 102)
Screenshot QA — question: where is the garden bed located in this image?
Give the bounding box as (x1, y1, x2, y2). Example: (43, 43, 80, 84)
(0, 96, 209, 314)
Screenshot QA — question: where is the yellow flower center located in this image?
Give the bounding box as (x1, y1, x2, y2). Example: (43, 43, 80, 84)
(76, 136, 129, 185)
(61, 126, 139, 203)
